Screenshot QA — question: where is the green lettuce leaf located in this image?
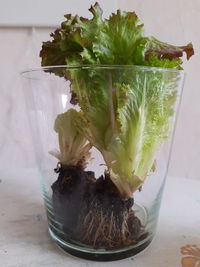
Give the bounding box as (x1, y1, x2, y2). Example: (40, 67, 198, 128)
(92, 9, 144, 64)
(72, 68, 178, 198)
(50, 109, 91, 168)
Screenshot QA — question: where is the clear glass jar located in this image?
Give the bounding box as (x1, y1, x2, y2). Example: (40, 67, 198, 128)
(21, 65, 185, 261)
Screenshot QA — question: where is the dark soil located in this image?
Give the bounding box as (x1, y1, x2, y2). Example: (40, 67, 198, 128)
(51, 165, 144, 250)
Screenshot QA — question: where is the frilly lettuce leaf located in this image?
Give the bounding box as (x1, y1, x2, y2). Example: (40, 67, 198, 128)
(49, 109, 91, 169)
(40, 3, 144, 67)
(92, 9, 144, 64)
(132, 36, 194, 69)
(40, 3, 103, 69)
(40, 3, 193, 68)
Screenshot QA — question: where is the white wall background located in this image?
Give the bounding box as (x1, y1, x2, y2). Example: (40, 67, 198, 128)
(0, 0, 199, 180)
(0, 0, 117, 26)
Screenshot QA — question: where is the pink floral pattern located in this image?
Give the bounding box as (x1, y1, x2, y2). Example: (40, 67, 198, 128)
(181, 245, 200, 267)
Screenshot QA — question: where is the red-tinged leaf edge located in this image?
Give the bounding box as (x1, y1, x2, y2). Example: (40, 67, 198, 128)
(145, 40, 194, 61)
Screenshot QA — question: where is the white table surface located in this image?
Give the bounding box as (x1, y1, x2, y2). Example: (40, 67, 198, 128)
(0, 168, 200, 267)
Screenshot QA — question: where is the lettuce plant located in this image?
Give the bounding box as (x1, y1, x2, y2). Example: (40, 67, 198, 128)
(40, 2, 194, 199)
(49, 109, 91, 169)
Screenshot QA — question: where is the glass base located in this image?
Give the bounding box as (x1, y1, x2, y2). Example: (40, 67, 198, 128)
(49, 227, 153, 261)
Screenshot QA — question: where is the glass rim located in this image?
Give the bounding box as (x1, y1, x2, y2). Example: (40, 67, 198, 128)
(21, 64, 185, 77)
